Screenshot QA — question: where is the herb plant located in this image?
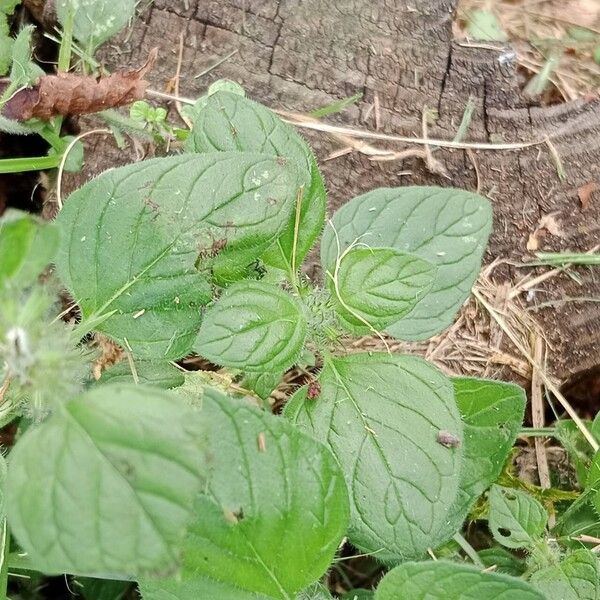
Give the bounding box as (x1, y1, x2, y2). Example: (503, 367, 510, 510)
(1, 4, 600, 599)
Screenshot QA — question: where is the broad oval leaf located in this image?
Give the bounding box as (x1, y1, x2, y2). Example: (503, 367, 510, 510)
(57, 0, 136, 50)
(326, 247, 436, 333)
(321, 187, 492, 340)
(374, 561, 544, 600)
(186, 91, 326, 272)
(488, 484, 548, 549)
(285, 353, 463, 560)
(7, 384, 206, 577)
(0, 210, 59, 290)
(194, 281, 307, 372)
(530, 549, 600, 600)
(170, 387, 350, 599)
(56, 153, 299, 359)
(433, 378, 526, 544)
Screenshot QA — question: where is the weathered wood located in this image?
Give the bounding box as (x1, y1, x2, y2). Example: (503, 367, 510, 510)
(78, 0, 600, 379)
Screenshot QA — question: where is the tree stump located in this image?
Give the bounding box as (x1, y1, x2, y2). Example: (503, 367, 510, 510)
(78, 0, 600, 381)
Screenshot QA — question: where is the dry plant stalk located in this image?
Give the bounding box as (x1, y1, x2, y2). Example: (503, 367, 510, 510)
(2, 49, 158, 121)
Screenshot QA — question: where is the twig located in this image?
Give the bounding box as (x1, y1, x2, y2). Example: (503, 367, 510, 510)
(453, 533, 485, 568)
(125, 352, 139, 385)
(173, 33, 192, 129)
(194, 49, 239, 79)
(531, 335, 553, 526)
(143, 89, 547, 151)
(473, 288, 599, 451)
(278, 110, 546, 151)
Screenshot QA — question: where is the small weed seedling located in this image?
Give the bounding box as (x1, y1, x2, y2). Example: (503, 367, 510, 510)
(1, 3, 600, 600)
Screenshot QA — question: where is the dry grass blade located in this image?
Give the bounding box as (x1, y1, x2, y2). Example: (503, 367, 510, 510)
(473, 288, 599, 451)
(530, 335, 553, 525)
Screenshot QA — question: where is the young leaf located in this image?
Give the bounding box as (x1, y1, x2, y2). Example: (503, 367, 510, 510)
(488, 485, 548, 549)
(55, 153, 299, 359)
(374, 561, 544, 600)
(194, 281, 307, 372)
(7, 384, 207, 577)
(530, 549, 600, 600)
(0, 210, 59, 290)
(166, 387, 350, 599)
(321, 187, 492, 340)
(433, 378, 526, 544)
(186, 91, 326, 274)
(56, 0, 136, 51)
(97, 360, 185, 389)
(326, 247, 436, 333)
(285, 353, 463, 560)
(241, 371, 283, 401)
(478, 547, 525, 577)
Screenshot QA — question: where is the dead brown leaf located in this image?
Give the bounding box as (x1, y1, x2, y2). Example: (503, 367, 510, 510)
(3, 49, 157, 121)
(578, 182, 599, 211)
(527, 212, 563, 251)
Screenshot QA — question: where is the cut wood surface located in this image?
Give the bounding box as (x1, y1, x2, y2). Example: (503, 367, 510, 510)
(68, 0, 600, 380)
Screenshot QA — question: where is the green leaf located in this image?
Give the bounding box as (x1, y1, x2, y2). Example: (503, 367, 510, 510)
(0, 21, 12, 76)
(0, 1, 23, 15)
(7, 384, 206, 577)
(0, 210, 59, 290)
(553, 489, 600, 547)
(530, 549, 600, 600)
(97, 360, 185, 389)
(186, 91, 326, 274)
(559, 419, 595, 487)
(9, 25, 40, 88)
(326, 247, 436, 334)
(488, 485, 548, 549)
(466, 9, 508, 42)
(168, 388, 349, 599)
(195, 281, 307, 372)
(478, 547, 525, 577)
(374, 561, 544, 600)
(341, 591, 374, 600)
(586, 449, 600, 492)
(296, 582, 334, 599)
(77, 577, 130, 600)
(56, 153, 299, 359)
(433, 378, 526, 543)
(241, 371, 283, 401)
(285, 353, 463, 560)
(139, 575, 273, 600)
(322, 187, 492, 340)
(56, 0, 136, 51)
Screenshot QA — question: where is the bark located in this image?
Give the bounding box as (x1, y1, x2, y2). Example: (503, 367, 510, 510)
(81, 0, 600, 380)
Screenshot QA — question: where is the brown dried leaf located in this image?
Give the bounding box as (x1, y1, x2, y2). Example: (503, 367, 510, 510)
(527, 212, 563, 251)
(578, 182, 599, 210)
(3, 49, 157, 121)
